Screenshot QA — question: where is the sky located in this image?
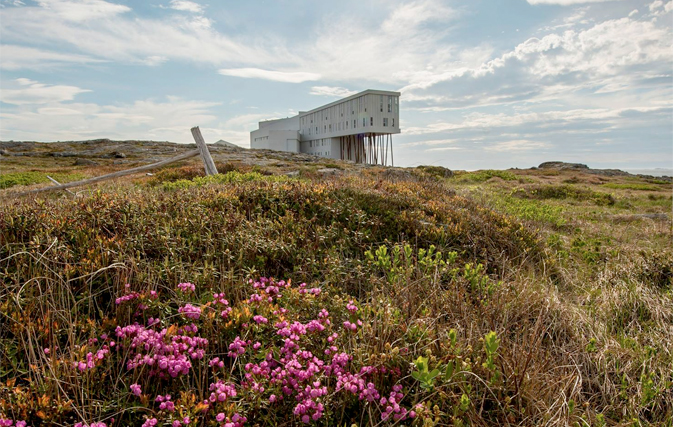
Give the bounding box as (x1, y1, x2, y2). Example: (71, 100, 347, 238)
(0, 0, 672, 170)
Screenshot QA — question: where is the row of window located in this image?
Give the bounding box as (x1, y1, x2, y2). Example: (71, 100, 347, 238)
(300, 95, 398, 134)
(253, 136, 269, 142)
(309, 140, 330, 148)
(304, 116, 395, 136)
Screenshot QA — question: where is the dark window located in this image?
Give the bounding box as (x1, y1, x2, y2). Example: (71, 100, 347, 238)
(383, 118, 388, 127)
(370, 117, 373, 126)
(392, 118, 395, 127)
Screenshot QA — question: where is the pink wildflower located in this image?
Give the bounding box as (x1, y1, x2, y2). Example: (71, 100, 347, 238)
(130, 383, 142, 396)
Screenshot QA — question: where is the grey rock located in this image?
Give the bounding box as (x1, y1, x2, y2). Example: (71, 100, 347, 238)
(316, 168, 342, 176)
(539, 161, 589, 170)
(285, 171, 300, 177)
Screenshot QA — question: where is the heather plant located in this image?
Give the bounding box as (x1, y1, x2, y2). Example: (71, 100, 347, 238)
(1, 167, 671, 426)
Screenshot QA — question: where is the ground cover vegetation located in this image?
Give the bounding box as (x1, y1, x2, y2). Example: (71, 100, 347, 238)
(1, 154, 671, 426)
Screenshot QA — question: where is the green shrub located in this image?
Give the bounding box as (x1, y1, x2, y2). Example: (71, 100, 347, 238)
(454, 169, 518, 183)
(493, 196, 567, 227)
(603, 183, 664, 191)
(416, 165, 453, 179)
(514, 184, 615, 206)
(0, 171, 87, 189)
(161, 170, 289, 190)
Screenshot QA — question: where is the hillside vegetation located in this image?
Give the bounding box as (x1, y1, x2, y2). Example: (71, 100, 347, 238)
(0, 143, 671, 427)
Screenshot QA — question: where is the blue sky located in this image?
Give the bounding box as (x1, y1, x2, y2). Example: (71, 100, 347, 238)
(0, 0, 671, 170)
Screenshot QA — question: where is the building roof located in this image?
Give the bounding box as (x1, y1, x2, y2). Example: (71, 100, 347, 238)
(298, 89, 401, 116)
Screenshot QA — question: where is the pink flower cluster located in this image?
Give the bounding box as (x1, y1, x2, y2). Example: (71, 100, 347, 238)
(227, 336, 249, 357)
(297, 282, 322, 296)
(74, 347, 109, 371)
(177, 282, 196, 293)
(213, 293, 232, 318)
(178, 303, 202, 320)
(130, 383, 142, 396)
(233, 290, 406, 425)
(115, 283, 139, 305)
(209, 356, 225, 369)
(141, 419, 157, 427)
(156, 394, 175, 412)
(104, 278, 412, 425)
(380, 385, 415, 421)
(342, 320, 362, 331)
(74, 423, 106, 427)
(215, 413, 246, 427)
(170, 417, 190, 427)
(115, 321, 207, 378)
(0, 420, 27, 427)
(209, 380, 237, 402)
(249, 277, 291, 303)
(252, 315, 268, 324)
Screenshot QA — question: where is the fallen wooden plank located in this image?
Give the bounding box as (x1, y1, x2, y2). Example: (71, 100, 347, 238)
(12, 149, 201, 197)
(46, 175, 76, 196)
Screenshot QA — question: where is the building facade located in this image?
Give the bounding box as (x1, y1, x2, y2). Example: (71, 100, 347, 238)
(250, 89, 400, 165)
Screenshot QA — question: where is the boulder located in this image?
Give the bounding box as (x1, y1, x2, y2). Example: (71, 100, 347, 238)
(316, 168, 342, 176)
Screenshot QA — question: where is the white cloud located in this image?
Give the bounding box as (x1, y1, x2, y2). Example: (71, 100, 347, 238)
(0, 5, 294, 68)
(403, 106, 672, 136)
(168, 0, 203, 13)
(527, 0, 619, 4)
(0, 44, 106, 70)
(649, 0, 664, 11)
(628, 9, 639, 17)
(0, 78, 259, 146)
(309, 86, 357, 97)
(402, 138, 463, 147)
(381, 0, 456, 32)
(0, 95, 223, 142)
(425, 146, 462, 151)
(141, 55, 168, 66)
(218, 68, 321, 83)
(485, 139, 550, 152)
(1, 78, 91, 105)
(36, 0, 130, 21)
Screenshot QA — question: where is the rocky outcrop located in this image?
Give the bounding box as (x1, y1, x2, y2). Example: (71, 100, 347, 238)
(537, 161, 630, 177)
(538, 161, 589, 170)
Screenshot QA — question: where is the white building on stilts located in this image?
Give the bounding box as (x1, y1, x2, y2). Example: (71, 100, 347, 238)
(250, 89, 400, 165)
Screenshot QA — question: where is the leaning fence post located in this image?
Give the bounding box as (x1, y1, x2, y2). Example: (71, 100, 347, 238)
(191, 126, 218, 176)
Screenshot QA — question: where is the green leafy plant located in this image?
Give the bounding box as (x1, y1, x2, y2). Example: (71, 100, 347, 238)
(411, 356, 441, 390)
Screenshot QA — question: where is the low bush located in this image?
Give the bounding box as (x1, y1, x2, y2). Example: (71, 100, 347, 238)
(453, 169, 518, 183)
(513, 184, 615, 206)
(602, 183, 664, 191)
(0, 171, 87, 189)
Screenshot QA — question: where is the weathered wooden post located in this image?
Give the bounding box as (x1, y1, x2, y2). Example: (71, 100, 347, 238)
(191, 126, 218, 176)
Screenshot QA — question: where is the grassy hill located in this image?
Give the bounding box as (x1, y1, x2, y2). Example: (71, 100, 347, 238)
(1, 141, 671, 426)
